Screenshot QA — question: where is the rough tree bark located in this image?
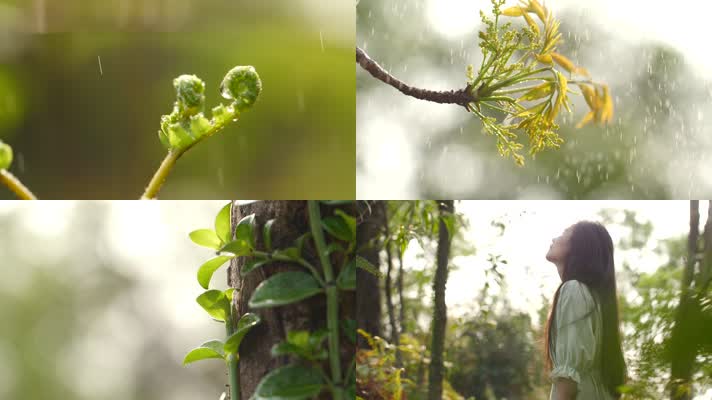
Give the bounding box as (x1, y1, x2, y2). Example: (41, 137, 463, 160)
(227, 201, 356, 399)
(356, 200, 384, 349)
(427, 200, 454, 400)
(669, 201, 700, 400)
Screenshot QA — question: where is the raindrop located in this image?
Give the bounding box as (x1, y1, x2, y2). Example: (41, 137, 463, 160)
(319, 31, 325, 52)
(97, 55, 103, 76)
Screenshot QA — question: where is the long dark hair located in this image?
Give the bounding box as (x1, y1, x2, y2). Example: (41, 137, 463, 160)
(544, 221, 626, 398)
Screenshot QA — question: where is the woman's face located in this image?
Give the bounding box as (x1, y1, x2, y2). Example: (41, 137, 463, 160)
(546, 225, 575, 277)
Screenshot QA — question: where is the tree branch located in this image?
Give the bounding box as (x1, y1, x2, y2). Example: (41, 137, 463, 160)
(356, 46, 475, 108)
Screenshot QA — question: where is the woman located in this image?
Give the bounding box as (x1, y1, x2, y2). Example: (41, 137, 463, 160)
(545, 221, 626, 400)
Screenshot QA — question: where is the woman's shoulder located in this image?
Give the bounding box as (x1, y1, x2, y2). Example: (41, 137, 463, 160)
(557, 280, 596, 320)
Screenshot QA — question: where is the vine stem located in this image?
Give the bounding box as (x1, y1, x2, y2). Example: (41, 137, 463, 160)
(141, 149, 184, 199)
(0, 170, 37, 200)
(307, 200, 343, 400)
(226, 309, 240, 400)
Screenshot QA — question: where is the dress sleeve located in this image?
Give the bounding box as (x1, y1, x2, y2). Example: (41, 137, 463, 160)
(550, 280, 597, 384)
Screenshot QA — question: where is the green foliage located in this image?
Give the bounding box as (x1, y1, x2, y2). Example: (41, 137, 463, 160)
(186, 201, 359, 400)
(252, 364, 325, 400)
(0, 139, 12, 170)
(466, 0, 612, 165)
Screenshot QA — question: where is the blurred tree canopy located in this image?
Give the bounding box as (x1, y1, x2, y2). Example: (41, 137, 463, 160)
(0, 0, 354, 199)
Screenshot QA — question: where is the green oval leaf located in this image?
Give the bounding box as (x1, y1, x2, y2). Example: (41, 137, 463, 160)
(334, 209, 356, 238)
(336, 258, 356, 290)
(263, 219, 275, 251)
(220, 239, 252, 256)
(321, 216, 352, 242)
(224, 313, 261, 354)
(215, 203, 232, 244)
(183, 339, 226, 365)
(249, 271, 323, 309)
(189, 229, 222, 249)
(196, 290, 230, 321)
(252, 364, 325, 400)
(235, 214, 257, 249)
(197, 256, 234, 289)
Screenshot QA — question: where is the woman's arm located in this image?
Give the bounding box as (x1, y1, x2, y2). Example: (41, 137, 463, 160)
(554, 377, 578, 400)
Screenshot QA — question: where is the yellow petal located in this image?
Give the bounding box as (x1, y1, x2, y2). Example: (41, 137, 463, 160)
(550, 52, 576, 74)
(516, 101, 547, 118)
(521, 11, 540, 36)
(576, 111, 595, 128)
(600, 86, 614, 124)
(577, 84, 597, 110)
(528, 0, 548, 23)
(518, 82, 554, 102)
(536, 53, 553, 65)
(502, 6, 525, 17)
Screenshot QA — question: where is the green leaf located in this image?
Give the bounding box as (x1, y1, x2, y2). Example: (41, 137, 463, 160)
(224, 313, 261, 354)
(263, 219, 275, 251)
(321, 216, 352, 242)
(197, 256, 234, 289)
(336, 259, 356, 290)
(235, 214, 257, 249)
(355, 256, 382, 278)
(242, 258, 272, 276)
(334, 209, 356, 239)
(215, 203, 232, 244)
(252, 364, 325, 400)
(249, 272, 323, 309)
(183, 340, 225, 365)
(189, 229, 222, 249)
(196, 290, 231, 321)
(220, 239, 252, 256)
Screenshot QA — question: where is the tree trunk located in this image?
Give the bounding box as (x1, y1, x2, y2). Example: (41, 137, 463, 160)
(397, 242, 406, 344)
(669, 201, 699, 400)
(383, 203, 402, 365)
(356, 200, 384, 349)
(427, 200, 454, 400)
(228, 200, 356, 399)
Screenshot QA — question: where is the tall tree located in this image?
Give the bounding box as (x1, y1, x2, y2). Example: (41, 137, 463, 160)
(427, 200, 454, 400)
(669, 201, 702, 399)
(228, 201, 357, 399)
(356, 200, 384, 349)
(383, 202, 401, 364)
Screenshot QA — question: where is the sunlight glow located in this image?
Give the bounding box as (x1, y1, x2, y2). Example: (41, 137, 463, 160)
(426, 0, 482, 39)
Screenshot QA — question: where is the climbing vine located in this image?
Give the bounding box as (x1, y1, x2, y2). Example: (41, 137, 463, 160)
(185, 201, 373, 400)
(0, 66, 261, 200)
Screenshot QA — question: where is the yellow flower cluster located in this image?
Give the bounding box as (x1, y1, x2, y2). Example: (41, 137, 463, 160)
(502, 0, 613, 129)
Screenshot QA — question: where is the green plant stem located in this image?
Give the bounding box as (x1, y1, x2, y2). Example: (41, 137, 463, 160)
(484, 67, 552, 94)
(226, 309, 240, 400)
(253, 251, 326, 286)
(307, 201, 343, 400)
(141, 150, 184, 199)
(0, 169, 37, 200)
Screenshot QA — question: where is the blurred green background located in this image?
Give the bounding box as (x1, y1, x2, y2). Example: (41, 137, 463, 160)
(0, 0, 354, 199)
(0, 200, 244, 400)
